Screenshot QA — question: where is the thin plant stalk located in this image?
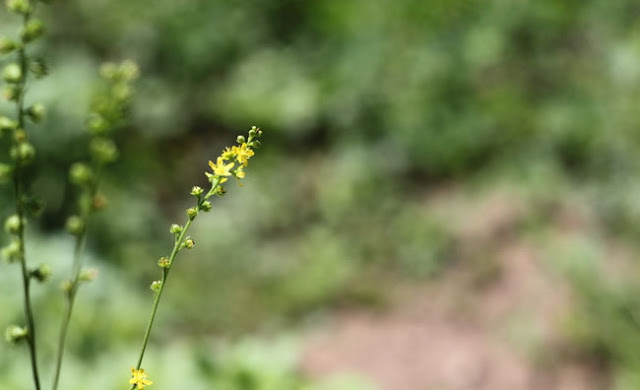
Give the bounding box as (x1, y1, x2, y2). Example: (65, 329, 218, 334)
(12, 9, 42, 390)
(51, 165, 102, 390)
(129, 178, 220, 389)
(50, 231, 87, 390)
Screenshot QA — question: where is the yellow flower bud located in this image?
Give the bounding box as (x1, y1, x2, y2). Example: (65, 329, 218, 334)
(157, 257, 170, 268)
(150, 280, 162, 293)
(186, 207, 198, 220)
(183, 237, 195, 249)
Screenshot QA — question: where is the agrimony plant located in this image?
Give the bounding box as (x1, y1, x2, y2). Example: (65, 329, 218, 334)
(1, 1, 51, 389)
(129, 127, 262, 389)
(0, 1, 264, 389)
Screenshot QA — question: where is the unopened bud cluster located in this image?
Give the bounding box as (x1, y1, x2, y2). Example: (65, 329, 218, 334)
(65, 60, 138, 224)
(0, 0, 50, 274)
(1, 0, 49, 129)
(1, 215, 23, 263)
(89, 60, 139, 137)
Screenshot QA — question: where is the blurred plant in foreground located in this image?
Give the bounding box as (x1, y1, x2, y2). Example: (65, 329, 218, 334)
(53, 61, 139, 390)
(0, 1, 264, 389)
(1, 0, 55, 388)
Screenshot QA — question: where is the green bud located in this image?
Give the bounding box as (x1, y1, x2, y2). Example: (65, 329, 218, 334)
(79, 268, 98, 282)
(61, 280, 72, 293)
(190, 186, 203, 196)
(214, 186, 226, 196)
(169, 224, 182, 235)
(5, 0, 30, 14)
(87, 114, 107, 134)
(183, 237, 195, 249)
(5, 325, 28, 345)
(119, 60, 139, 81)
(150, 280, 162, 293)
(200, 200, 212, 212)
(22, 195, 44, 216)
(157, 256, 170, 268)
(65, 216, 84, 235)
(236, 135, 246, 144)
(186, 207, 198, 220)
(69, 163, 93, 186)
(0, 116, 17, 132)
(111, 82, 131, 101)
(90, 137, 118, 163)
(4, 214, 23, 235)
(91, 193, 107, 211)
(10, 142, 35, 164)
(26, 103, 45, 123)
(1, 240, 21, 263)
(249, 140, 261, 149)
(30, 264, 51, 283)
(28, 58, 48, 78)
(14, 129, 26, 142)
(21, 19, 45, 43)
(3, 85, 19, 101)
(0, 164, 12, 183)
(0, 37, 17, 54)
(99, 62, 117, 80)
(2, 63, 22, 83)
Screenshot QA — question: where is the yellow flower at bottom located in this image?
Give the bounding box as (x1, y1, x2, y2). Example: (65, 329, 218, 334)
(129, 367, 153, 389)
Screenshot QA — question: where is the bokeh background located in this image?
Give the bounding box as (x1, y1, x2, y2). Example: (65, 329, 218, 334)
(2, 0, 640, 389)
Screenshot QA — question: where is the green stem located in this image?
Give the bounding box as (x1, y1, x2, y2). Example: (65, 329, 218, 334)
(51, 164, 103, 390)
(15, 173, 41, 390)
(128, 218, 191, 390)
(14, 10, 41, 390)
(50, 232, 86, 390)
(130, 179, 220, 389)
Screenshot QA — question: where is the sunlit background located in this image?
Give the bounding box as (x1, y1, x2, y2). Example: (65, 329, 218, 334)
(2, 1, 640, 389)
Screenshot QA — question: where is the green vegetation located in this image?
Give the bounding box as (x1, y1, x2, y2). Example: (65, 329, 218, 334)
(2, 0, 640, 389)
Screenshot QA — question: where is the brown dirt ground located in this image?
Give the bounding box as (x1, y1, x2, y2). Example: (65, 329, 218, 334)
(300, 188, 609, 390)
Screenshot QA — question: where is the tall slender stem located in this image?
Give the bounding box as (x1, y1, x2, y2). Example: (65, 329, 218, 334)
(15, 172, 41, 390)
(50, 232, 86, 390)
(130, 179, 220, 389)
(51, 164, 102, 390)
(14, 11, 42, 389)
(133, 218, 192, 371)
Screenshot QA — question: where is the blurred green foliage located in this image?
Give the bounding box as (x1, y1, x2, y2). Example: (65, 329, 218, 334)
(3, 0, 640, 388)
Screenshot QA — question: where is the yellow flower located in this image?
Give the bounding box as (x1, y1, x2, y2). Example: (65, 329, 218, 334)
(221, 146, 235, 161)
(234, 143, 254, 167)
(129, 367, 153, 389)
(208, 157, 234, 177)
(232, 166, 245, 187)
